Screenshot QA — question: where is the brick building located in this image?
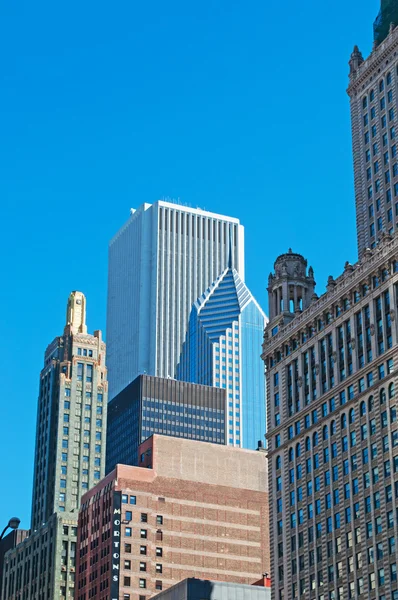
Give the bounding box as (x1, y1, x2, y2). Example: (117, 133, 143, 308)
(75, 434, 269, 600)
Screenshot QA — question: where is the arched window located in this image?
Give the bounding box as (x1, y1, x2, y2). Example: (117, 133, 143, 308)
(313, 432, 318, 447)
(276, 455, 281, 470)
(349, 408, 355, 424)
(323, 425, 328, 441)
(380, 388, 386, 404)
(305, 436, 311, 452)
(360, 401, 366, 416)
(368, 395, 374, 411)
(289, 448, 294, 462)
(296, 443, 301, 458)
(389, 383, 395, 399)
(341, 414, 347, 429)
(330, 420, 336, 435)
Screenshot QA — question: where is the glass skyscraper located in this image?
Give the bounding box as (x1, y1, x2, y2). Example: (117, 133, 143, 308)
(106, 374, 226, 472)
(107, 200, 245, 400)
(177, 266, 267, 449)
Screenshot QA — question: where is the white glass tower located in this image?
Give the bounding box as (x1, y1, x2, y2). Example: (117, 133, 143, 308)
(107, 200, 245, 399)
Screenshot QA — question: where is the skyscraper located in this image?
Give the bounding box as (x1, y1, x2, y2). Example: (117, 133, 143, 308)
(348, 3, 398, 255)
(105, 374, 226, 473)
(2, 292, 108, 600)
(262, 6, 398, 597)
(263, 242, 398, 600)
(177, 265, 267, 449)
(107, 200, 245, 399)
(31, 290, 107, 528)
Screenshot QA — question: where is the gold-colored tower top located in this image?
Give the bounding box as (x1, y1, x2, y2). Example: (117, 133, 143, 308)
(65, 291, 87, 334)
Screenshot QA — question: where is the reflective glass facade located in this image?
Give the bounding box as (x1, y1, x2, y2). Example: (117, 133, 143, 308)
(177, 267, 266, 450)
(106, 375, 226, 473)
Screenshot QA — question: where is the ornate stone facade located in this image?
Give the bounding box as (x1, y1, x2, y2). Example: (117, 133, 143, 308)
(262, 238, 398, 599)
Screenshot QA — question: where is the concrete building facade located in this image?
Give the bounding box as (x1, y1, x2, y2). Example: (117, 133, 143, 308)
(106, 375, 226, 473)
(106, 200, 245, 399)
(76, 435, 269, 600)
(177, 266, 267, 449)
(1, 292, 108, 600)
(262, 237, 398, 600)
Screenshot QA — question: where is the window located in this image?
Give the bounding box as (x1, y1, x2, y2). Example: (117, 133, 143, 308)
(141, 513, 148, 523)
(125, 511, 132, 521)
(156, 547, 163, 557)
(86, 364, 93, 382)
(140, 545, 147, 555)
(130, 495, 136, 504)
(124, 559, 131, 570)
(139, 579, 146, 589)
(156, 581, 163, 591)
(125, 543, 131, 553)
(125, 527, 132, 537)
(140, 529, 147, 539)
(140, 562, 146, 572)
(124, 576, 131, 586)
(156, 564, 162, 573)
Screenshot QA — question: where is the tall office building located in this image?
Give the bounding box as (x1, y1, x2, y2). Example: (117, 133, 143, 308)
(106, 374, 226, 473)
(107, 200, 245, 399)
(262, 7, 398, 597)
(2, 292, 108, 600)
(177, 265, 267, 449)
(263, 241, 398, 600)
(348, 2, 398, 256)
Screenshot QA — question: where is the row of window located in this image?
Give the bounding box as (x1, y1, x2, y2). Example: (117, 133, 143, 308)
(274, 351, 394, 448)
(362, 72, 393, 109)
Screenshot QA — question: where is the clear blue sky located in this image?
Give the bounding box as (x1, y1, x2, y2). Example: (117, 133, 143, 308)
(1, 0, 377, 528)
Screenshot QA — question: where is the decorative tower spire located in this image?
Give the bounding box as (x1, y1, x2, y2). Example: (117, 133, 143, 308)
(267, 250, 316, 325)
(349, 45, 364, 77)
(65, 291, 87, 334)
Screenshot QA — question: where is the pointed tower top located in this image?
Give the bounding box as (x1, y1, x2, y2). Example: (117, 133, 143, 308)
(349, 45, 364, 76)
(65, 291, 87, 334)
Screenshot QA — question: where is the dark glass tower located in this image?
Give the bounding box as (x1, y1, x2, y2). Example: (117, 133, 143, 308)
(105, 374, 226, 473)
(374, 0, 398, 45)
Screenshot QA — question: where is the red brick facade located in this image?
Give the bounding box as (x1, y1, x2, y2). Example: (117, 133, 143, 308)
(75, 436, 269, 600)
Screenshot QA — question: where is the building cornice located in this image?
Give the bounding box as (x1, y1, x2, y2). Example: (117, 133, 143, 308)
(348, 26, 398, 95)
(263, 234, 398, 357)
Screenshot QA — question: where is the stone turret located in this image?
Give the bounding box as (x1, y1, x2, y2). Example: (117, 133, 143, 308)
(349, 45, 364, 77)
(267, 249, 316, 325)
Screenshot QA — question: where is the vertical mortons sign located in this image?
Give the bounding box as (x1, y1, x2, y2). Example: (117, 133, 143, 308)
(111, 491, 122, 599)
